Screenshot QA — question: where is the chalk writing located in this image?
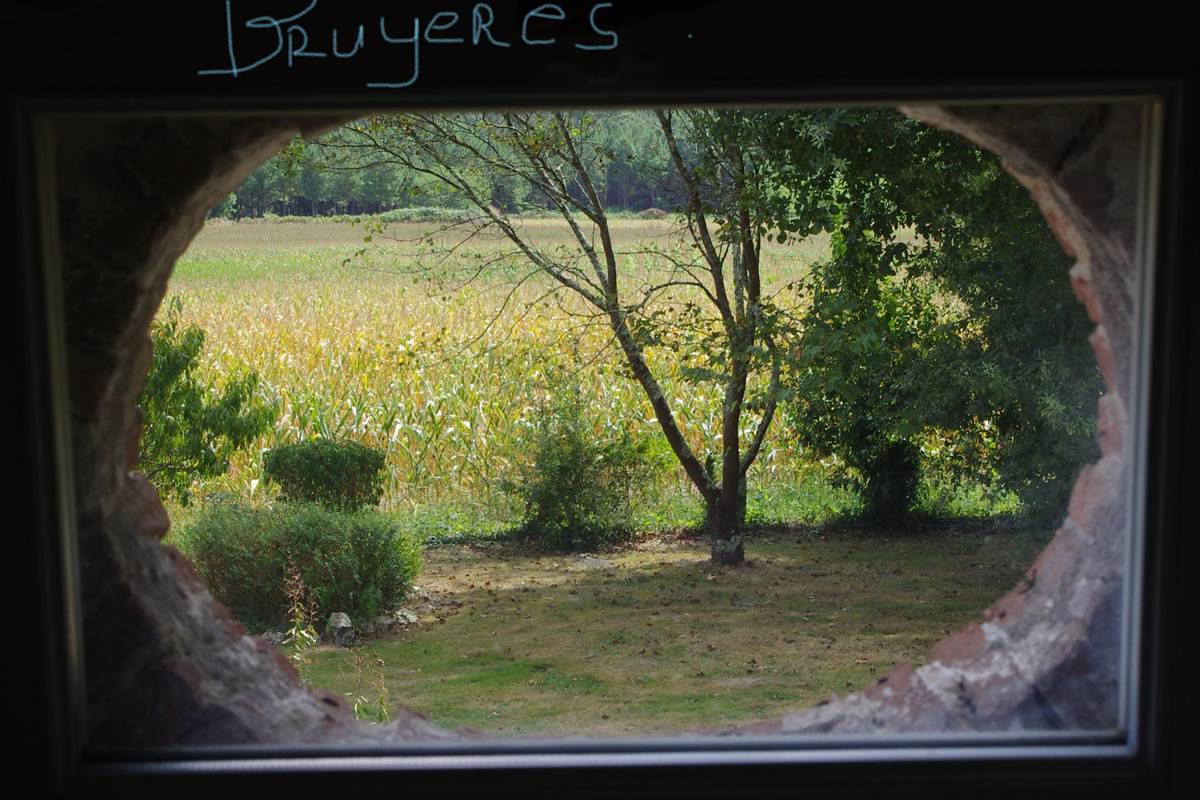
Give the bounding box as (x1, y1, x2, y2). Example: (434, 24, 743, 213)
(522, 4, 566, 46)
(198, 1, 620, 88)
(576, 3, 617, 50)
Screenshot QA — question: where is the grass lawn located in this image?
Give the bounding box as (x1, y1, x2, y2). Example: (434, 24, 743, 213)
(300, 519, 1045, 738)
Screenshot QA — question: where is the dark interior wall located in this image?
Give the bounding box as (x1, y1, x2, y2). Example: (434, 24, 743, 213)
(53, 103, 1143, 746)
(56, 115, 452, 745)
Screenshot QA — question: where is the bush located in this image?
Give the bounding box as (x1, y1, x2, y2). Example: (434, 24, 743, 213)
(177, 501, 421, 631)
(263, 439, 387, 510)
(138, 297, 277, 505)
(503, 385, 664, 551)
(207, 192, 238, 219)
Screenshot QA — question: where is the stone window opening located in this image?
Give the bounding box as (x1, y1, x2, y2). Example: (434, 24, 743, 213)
(48, 100, 1156, 758)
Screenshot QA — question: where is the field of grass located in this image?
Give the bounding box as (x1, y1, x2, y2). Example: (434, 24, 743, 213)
(303, 522, 1044, 737)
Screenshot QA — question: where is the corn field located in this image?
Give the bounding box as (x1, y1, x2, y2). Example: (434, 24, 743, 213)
(165, 218, 852, 525)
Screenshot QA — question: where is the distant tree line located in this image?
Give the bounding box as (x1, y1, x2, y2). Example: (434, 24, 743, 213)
(210, 111, 681, 219)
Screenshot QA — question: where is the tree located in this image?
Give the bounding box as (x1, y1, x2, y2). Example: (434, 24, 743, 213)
(324, 111, 796, 564)
(754, 108, 1100, 519)
(138, 298, 277, 504)
(788, 217, 972, 520)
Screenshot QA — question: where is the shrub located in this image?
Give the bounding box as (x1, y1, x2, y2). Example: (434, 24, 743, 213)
(636, 207, 669, 219)
(503, 384, 664, 551)
(138, 297, 277, 505)
(207, 192, 238, 219)
(177, 501, 421, 631)
(263, 439, 387, 510)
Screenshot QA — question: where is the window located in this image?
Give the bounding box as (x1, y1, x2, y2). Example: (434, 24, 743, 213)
(14, 2, 1189, 795)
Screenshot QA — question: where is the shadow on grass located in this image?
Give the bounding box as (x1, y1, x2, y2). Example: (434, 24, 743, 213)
(304, 519, 1048, 738)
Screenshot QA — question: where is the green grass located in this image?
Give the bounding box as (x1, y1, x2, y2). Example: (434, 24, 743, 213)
(301, 521, 1045, 737)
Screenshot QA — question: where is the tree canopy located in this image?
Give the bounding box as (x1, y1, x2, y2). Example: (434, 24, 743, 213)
(755, 108, 1100, 518)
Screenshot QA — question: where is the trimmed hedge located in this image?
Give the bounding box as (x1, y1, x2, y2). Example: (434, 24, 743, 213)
(263, 439, 386, 510)
(177, 501, 421, 632)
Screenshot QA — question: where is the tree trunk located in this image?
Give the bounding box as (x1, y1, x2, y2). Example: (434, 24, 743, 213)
(709, 349, 750, 565)
(706, 484, 746, 565)
(863, 440, 921, 521)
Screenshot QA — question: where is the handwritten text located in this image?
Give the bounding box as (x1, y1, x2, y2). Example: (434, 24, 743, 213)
(198, 1, 620, 89)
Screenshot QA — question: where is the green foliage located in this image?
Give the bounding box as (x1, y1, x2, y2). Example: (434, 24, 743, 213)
(207, 192, 238, 219)
(767, 108, 1101, 519)
(282, 559, 320, 678)
(503, 382, 667, 551)
(202, 109, 1101, 530)
(177, 501, 422, 631)
(914, 475, 1021, 520)
(741, 466, 863, 527)
(233, 111, 679, 219)
(138, 297, 276, 504)
(787, 227, 969, 520)
(263, 438, 387, 510)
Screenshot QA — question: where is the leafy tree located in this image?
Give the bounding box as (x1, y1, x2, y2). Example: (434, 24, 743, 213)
(237, 113, 679, 218)
(758, 108, 1100, 518)
(325, 168, 363, 215)
(360, 164, 398, 214)
(227, 107, 1096, 528)
(297, 164, 327, 216)
(137, 298, 277, 504)
(322, 111, 797, 564)
(207, 192, 237, 220)
(594, 110, 673, 209)
(788, 222, 973, 520)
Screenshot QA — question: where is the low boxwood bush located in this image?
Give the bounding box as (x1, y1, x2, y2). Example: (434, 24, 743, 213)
(177, 501, 421, 632)
(263, 439, 386, 510)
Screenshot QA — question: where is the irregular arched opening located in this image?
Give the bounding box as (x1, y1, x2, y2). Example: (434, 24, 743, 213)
(56, 102, 1145, 745)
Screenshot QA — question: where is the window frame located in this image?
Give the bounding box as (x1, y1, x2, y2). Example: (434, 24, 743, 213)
(12, 20, 1190, 796)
